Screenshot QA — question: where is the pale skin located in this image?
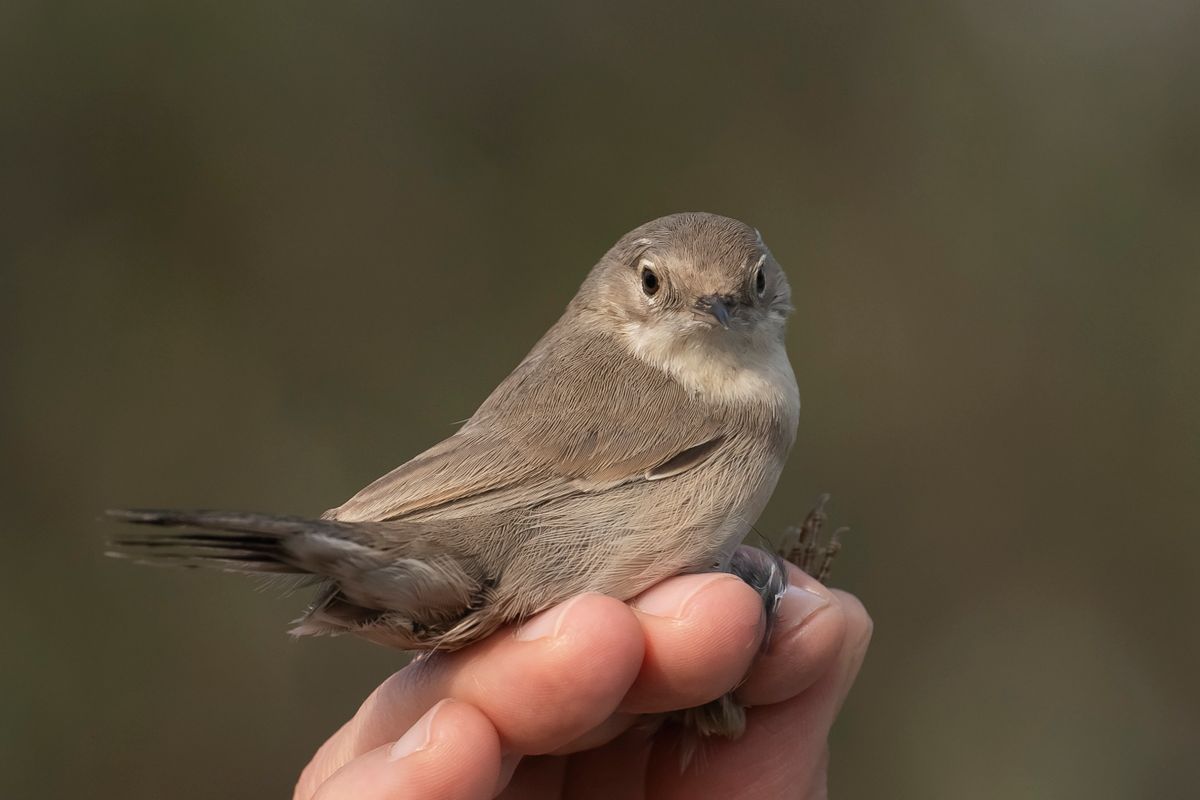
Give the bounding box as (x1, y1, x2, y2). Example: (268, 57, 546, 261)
(294, 557, 872, 800)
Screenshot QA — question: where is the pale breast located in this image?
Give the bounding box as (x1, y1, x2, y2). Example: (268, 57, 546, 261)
(621, 320, 800, 440)
(491, 328, 800, 615)
(619, 320, 800, 570)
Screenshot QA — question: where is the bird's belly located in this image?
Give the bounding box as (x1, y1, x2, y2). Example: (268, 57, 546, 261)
(494, 448, 785, 617)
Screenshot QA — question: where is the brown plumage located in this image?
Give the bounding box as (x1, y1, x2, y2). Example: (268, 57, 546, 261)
(109, 212, 802, 732)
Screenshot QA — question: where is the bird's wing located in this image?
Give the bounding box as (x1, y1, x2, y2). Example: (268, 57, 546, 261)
(326, 324, 727, 524)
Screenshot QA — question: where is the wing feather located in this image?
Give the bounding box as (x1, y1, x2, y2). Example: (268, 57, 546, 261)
(326, 320, 726, 524)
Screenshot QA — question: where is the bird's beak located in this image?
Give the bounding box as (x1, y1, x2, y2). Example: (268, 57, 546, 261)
(699, 295, 733, 329)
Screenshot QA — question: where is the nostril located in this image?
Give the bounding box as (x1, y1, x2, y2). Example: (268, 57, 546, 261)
(697, 294, 733, 328)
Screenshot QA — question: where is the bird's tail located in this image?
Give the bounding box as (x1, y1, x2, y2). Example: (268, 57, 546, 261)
(105, 508, 371, 575)
(105, 508, 486, 647)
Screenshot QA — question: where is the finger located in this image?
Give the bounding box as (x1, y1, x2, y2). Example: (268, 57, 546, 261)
(620, 573, 766, 714)
(304, 699, 500, 800)
(548, 573, 767, 756)
(644, 589, 872, 800)
(547, 711, 642, 755)
(825, 590, 873, 715)
(735, 564, 847, 706)
(310, 592, 644, 781)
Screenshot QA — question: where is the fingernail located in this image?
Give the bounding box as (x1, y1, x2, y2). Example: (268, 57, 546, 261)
(388, 700, 446, 761)
(515, 594, 587, 641)
(775, 585, 830, 634)
(632, 574, 738, 620)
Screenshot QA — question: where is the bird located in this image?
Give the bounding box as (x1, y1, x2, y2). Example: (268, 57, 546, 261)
(109, 211, 840, 740)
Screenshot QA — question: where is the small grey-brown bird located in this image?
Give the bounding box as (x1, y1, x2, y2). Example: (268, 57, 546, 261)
(110, 211, 840, 740)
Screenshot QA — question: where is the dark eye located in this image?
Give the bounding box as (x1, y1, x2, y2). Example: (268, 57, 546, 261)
(641, 268, 660, 297)
(755, 266, 766, 297)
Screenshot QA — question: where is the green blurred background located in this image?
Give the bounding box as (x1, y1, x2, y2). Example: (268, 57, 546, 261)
(2, 2, 1197, 797)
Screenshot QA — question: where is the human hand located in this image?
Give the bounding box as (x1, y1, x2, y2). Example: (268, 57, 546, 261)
(294, 559, 872, 799)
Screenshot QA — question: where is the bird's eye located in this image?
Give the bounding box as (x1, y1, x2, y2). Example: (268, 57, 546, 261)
(641, 268, 660, 297)
(755, 266, 766, 298)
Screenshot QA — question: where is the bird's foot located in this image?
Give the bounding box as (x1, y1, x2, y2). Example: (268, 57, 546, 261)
(778, 493, 846, 585)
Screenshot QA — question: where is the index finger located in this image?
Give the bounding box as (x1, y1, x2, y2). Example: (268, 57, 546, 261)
(297, 593, 645, 788)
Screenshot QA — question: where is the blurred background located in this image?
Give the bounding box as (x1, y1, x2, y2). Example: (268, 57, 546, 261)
(2, 1, 1197, 797)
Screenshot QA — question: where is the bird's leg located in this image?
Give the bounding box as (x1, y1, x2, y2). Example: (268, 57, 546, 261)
(673, 494, 849, 765)
(671, 545, 785, 761)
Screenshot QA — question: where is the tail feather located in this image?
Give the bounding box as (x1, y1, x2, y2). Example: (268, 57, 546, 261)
(105, 507, 489, 647)
(106, 508, 358, 538)
(104, 508, 353, 575)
